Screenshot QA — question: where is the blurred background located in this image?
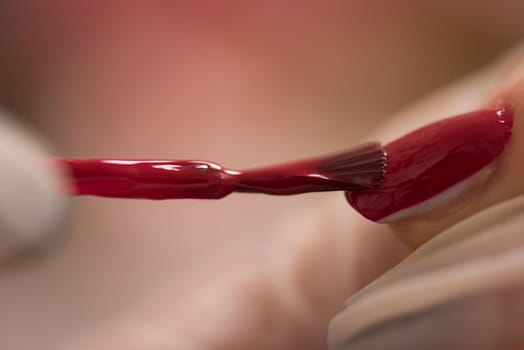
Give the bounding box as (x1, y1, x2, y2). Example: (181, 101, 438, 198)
(0, 1, 524, 348)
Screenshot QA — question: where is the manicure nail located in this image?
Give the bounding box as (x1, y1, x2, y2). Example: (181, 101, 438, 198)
(346, 107, 513, 223)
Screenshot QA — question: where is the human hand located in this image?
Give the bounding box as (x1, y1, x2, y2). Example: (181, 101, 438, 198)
(330, 44, 524, 349)
(2, 3, 524, 349)
(58, 41, 524, 350)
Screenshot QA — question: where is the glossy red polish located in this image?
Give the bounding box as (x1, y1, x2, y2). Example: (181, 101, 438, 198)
(57, 143, 386, 199)
(346, 107, 514, 222)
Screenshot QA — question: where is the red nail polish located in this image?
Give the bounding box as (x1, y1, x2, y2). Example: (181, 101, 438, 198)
(346, 107, 514, 222)
(57, 144, 386, 199)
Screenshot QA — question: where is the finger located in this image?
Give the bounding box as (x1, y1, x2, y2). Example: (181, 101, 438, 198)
(329, 42, 524, 349)
(0, 108, 67, 261)
(329, 197, 524, 350)
(59, 203, 408, 350)
(348, 42, 524, 247)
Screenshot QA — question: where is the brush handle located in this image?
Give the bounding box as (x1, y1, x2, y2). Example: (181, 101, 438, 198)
(58, 159, 236, 199)
(58, 159, 356, 199)
(56, 144, 385, 199)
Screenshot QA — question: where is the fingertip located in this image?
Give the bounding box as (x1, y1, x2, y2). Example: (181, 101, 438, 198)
(386, 51, 524, 248)
(0, 109, 69, 261)
(343, 46, 524, 248)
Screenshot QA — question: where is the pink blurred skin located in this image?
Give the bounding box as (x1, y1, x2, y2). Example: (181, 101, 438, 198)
(1, 1, 524, 349)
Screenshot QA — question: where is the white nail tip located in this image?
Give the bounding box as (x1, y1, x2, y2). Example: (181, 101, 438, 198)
(377, 163, 496, 224)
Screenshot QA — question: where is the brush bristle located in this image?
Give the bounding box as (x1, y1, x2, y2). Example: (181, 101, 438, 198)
(316, 143, 387, 189)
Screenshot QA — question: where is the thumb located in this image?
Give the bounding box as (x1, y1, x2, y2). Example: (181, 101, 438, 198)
(0, 108, 67, 261)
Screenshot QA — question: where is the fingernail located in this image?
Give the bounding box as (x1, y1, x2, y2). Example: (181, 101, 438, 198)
(0, 111, 68, 260)
(346, 107, 513, 223)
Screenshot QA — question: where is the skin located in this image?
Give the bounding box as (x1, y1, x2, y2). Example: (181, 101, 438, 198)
(330, 48, 524, 350)
(383, 54, 524, 248)
(1, 2, 524, 349)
